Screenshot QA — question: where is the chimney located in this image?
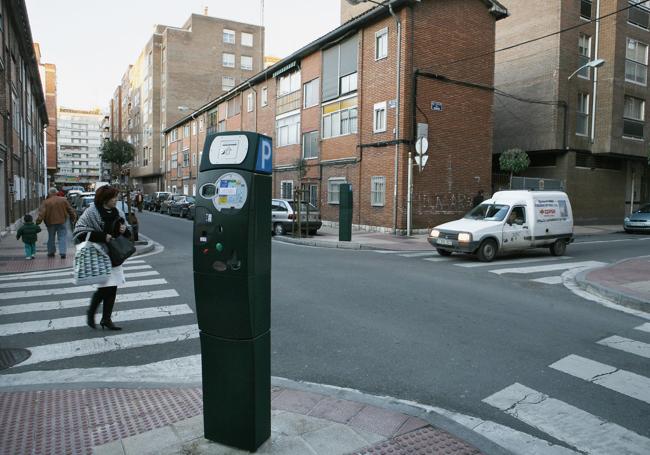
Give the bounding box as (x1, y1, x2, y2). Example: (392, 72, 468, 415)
(203, 6, 208, 15)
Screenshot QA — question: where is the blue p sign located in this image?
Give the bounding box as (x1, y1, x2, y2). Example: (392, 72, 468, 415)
(256, 137, 272, 174)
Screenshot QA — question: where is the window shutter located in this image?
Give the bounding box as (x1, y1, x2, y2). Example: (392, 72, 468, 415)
(322, 46, 339, 102)
(339, 35, 358, 77)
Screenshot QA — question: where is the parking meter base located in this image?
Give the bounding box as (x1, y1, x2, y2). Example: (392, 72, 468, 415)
(194, 272, 270, 339)
(200, 330, 271, 452)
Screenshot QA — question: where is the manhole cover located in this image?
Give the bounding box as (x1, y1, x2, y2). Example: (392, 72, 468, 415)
(0, 348, 31, 370)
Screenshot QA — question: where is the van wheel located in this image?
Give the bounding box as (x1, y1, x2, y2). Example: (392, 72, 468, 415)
(436, 248, 452, 256)
(477, 239, 497, 262)
(274, 223, 285, 236)
(550, 239, 567, 256)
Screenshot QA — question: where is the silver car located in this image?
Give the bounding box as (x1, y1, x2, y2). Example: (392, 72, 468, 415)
(271, 198, 322, 236)
(624, 203, 650, 233)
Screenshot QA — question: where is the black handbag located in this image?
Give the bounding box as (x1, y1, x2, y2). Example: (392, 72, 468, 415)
(107, 234, 136, 266)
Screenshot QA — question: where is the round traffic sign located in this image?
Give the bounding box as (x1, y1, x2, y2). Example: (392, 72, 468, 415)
(415, 137, 428, 155)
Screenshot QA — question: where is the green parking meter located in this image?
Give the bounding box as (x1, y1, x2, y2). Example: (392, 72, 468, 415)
(193, 131, 272, 451)
(339, 183, 352, 241)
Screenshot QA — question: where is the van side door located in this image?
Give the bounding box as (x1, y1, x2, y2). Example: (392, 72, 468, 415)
(501, 205, 532, 251)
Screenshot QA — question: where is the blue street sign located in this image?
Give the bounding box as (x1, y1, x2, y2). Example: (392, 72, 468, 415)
(431, 102, 443, 111)
(256, 137, 273, 174)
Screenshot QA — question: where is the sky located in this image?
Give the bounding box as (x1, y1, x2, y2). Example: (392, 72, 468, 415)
(26, 0, 341, 110)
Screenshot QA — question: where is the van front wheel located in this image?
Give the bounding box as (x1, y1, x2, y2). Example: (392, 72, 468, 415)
(477, 239, 497, 262)
(550, 239, 567, 256)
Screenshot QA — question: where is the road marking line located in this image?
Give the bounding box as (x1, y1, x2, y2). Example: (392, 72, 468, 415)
(422, 257, 452, 262)
(576, 237, 650, 245)
(0, 264, 152, 282)
(490, 261, 606, 275)
(20, 324, 199, 367)
(398, 252, 440, 258)
(0, 270, 159, 289)
(0, 304, 193, 336)
(455, 256, 570, 268)
(0, 278, 168, 300)
(123, 259, 146, 264)
(597, 335, 650, 360)
(0, 289, 180, 316)
(483, 382, 650, 455)
(531, 276, 564, 285)
(372, 250, 420, 254)
(550, 355, 650, 405)
(635, 322, 650, 333)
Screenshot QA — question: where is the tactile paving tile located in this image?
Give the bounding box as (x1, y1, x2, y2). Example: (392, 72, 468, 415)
(0, 388, 203, 455)
(352, 426, 484, 455)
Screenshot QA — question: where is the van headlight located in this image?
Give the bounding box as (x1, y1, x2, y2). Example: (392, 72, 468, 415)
(458, 232, 472, 243)
(430, 229, 440, 238)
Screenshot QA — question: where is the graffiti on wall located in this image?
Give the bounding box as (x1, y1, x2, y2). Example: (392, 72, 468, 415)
(413, 192, 474, 215)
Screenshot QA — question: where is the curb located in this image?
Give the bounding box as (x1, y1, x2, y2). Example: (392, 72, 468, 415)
(133, 234, 155, 256)
(574, 262, 650, 313)
(272, 235, 410, 251)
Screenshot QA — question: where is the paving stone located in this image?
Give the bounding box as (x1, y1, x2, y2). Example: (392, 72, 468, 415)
(348, 405, 409, 437)
(271, 389, 325, 415)
(303, 423, 372, 454)
(121, 425, 181, 455)
(308, 396, 365, 423)
(271, 410, 334, 437)
(92, 440, 125, 455)
(256, 435, 318, 455)
(394, 416, 430, 436)
(177, 438, 249, 455)
(171, 414, 204, 442)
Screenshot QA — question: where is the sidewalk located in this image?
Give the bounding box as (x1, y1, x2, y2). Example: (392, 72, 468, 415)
(273, 224, 622, 251)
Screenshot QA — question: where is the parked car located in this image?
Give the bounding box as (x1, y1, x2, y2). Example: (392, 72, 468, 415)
(73, 193, 95, 218)
(186, 202, 196, 220)
(271, 198, 322, 236)
(624, 203, 650, 233)
(161, 194, 187, 215)
(151, 191, 171, 212)
(169, 196, 195, 217)
(143, 194, 154, 211)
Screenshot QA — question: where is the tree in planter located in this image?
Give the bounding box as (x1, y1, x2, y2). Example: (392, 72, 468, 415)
(100, 140, 139, 238)
(499, 148, 530, 189)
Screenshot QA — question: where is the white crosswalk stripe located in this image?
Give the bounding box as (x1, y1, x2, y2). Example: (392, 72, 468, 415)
(0, 278, 168, 300)
(597, 335, 650, 360)
(0, 270, 159, 289)
(0, 289, 180, 316)
(423, 257, 451, 262)
(635, 322, 650, 333)
(530, 276, 564, 284)
(455, 256, 570, 268)
(398, 252, 441, 258)
(549, 355, 650, 405)
(0, 304, 193, 336)
(0, 264, 152, 282)
(490, 261, 606, 275)
(483, 383, 650, 455)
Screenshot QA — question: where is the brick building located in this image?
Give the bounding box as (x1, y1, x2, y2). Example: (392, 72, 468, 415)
(35, 43, 57, 185)
(108, 12, 264, 195)
(0, 0, 49, 231)
(494, 0, 650, 223)
(163, 0, 507, 232)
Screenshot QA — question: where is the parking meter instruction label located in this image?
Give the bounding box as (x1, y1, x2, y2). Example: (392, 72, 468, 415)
(209, 135, 249, 165)
(213, 172, 248, 211)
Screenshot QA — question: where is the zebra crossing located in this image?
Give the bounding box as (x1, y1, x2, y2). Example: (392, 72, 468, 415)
(373, 249, 607, 285)
(482, 321, 650, 454)
(0, 258, 198, 379)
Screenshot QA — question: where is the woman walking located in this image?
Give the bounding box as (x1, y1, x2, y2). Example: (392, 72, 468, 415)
(73, 186, 131, 330)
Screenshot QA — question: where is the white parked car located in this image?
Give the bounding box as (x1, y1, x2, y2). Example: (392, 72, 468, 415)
(428, 190, 574, 262)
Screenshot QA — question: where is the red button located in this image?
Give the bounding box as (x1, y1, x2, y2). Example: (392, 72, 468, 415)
(202, 248, 209, 254)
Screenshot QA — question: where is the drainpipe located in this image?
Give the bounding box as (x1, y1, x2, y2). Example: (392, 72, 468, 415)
(590, 0, 600, 144)
(387, 3, 402, 235)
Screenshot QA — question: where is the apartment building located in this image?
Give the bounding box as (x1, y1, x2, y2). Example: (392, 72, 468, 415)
(0, 0, 49, 231)
(109, 12, 264, 195)
(54, 108, 103, 188)
(494, 0, 650, 223)
(163, 0, 507, 232)
(35, 43, 57, 185)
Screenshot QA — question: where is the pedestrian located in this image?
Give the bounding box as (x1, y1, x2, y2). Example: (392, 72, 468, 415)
(135, 190, 143, 212)
(16, 214, 42, 260)
(472, 189, 485, 208)
(73, 185, 131, 331)
(36, 187, 77, 258)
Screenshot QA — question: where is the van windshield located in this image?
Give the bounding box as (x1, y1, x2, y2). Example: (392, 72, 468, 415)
(463, 204, 509, 221)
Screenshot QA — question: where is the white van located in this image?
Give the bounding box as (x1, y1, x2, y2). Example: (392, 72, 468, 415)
(428, 190, 573, 262)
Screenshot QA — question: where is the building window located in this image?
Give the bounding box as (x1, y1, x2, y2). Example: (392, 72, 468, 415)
(322, 97, 358, 139)
(309, 184, 318, 207)
(241, 32, 253, 47)
(322, 35, 358, 102)
(227, 96, 241, 117)
(373, 102, 387, 133)
(278, 71, 301, 97)
(375, 27, 388, 60)
(241, 55, 253, 71)
(192, 121, 197, 135)
(183, 149, 190, 167)
(626, 38, 648, 85)
(327, 178, 346, 204)
(199, 118, 204, 132)
(222, 53, 235, 68)
(183, 125, 190, 137)
(281, 180, 293, 199)
(218, 120, 226, 132)
(223, 29, 235, 44)
(580, 0, 592, 20)
(261, 87, 268, 107)
(247, 93, 254, 112)
(576, 93, 589, 136)
(222, 76, 235, 91)
(340, 72, 357, 95)
(371, 176, 386, 206)
(629, 1, 650, 29)
(303, 78, 319, 108)
(623, 95, 645, 138)
(192, 153, 197, 167)
(302, 131, 319, 159)
(578, 34, 591, 79)
(276, 112, 300, 147)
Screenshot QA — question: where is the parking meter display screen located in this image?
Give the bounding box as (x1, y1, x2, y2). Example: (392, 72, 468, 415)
(211, 172, 248, 211)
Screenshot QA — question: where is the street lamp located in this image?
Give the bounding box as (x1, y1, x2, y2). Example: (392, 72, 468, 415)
(567, 58, 605, 80)
(345, 0, 403, 234)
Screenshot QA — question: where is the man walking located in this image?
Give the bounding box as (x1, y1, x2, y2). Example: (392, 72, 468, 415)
(36, 187, 77, 258)
(472, 189, 485, 208)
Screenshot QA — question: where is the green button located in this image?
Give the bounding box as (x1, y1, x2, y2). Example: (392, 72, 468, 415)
(215, 243, 224, 252)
